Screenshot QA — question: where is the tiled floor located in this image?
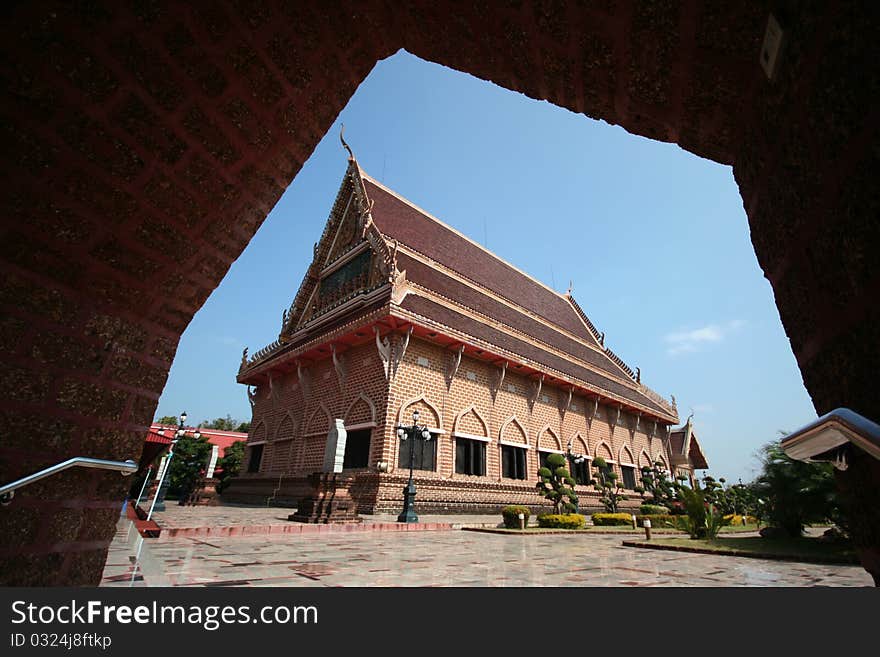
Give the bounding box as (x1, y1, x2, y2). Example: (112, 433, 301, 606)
(144, 504, 504, 530)
(101, 517, 873, 587)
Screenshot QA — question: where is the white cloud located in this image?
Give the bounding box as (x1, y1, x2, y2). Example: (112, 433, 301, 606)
(664, 320, 745, 356)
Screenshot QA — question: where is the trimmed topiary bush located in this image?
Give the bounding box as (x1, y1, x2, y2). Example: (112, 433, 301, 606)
(635, 514, 677, 528)
(591, 512, 633, 526)
(502, 505, 531, 529)
(639, 504, 670, 516)
(537, 513, 586, 529)
(536, 453, 578, 513)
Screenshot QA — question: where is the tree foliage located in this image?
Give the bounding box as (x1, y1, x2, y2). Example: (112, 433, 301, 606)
(216, 441, 246, 493)
(536, 453, 578, 514)
(590, 457, 627, 513)
(751, 440, 839, 536)
(637, 461, 678, 509)
(155, 415, 180, 426)
(167, 434, 213, 499)
(201, 414, 237, 431)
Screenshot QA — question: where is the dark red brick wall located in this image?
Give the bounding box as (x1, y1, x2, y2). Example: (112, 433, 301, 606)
(0, 1, 876, 584)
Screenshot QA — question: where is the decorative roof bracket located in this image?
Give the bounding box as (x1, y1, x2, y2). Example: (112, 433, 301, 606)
(611, 405, 621, 428)
(445, 344, 465, 390)
(375, 327, 392, 379)
(490, 361, 508, 402)
(560, 386, 573, 416)
(528, 375, 544, 410)
(297, 361, 311, 402)
(331, 344, 347, 392)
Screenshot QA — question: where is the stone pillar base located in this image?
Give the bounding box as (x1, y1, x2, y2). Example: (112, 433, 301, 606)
(289, 473, 361, 524)
(191, 478, 220, 506)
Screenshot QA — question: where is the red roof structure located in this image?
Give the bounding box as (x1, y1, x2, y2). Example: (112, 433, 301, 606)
(239, 161, 677, 425)
(668, 416, 709, 472)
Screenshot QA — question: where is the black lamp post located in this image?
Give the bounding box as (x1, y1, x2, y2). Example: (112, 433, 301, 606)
(396, 409, 432, 523)
(147, 411, 201, 520)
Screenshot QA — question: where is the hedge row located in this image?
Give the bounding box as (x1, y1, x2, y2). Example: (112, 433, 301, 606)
(591, 513, 633, 526)
(635, 514, 678, 528)
(537, 514, 586, 529)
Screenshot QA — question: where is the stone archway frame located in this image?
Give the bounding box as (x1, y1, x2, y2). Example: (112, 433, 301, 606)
(302, 402, 333, 437)
(570, 433, 591, 458)
(452, 404, 489, 438)
(343, 392, 377, 428)
(450, 405, 491, 478)
(272, 412, 298, 475)
(618, 445, 637, 490)
(274, 411, 298, 441)
(535, 424, 564, 458)
(397, 394, 443, 430)
(395, 394, 444, 474)
(593, 440, 616, 476)
(498, 415, 531, 481)
(654, 453, 671, 475)
(638, 449, 653, 470)
(567, 433, 592, 487)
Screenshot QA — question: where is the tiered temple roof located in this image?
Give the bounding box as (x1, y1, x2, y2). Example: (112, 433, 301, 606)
(239, 160, 678, 425)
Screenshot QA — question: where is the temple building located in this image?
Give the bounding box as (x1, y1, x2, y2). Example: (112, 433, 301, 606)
(225, 154, 707, 513)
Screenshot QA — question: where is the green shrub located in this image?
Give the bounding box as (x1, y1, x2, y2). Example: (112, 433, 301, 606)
(639, 504, 670, 516)
(591, 512, 633, 526)
(674, 483, 732, 539)
(537, 513, 586, 529)
(635, 514, 677, 528)
(502, 505, 531, 529)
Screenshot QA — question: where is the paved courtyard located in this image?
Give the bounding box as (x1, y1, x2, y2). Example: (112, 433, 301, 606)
(101, 517, 873, 587)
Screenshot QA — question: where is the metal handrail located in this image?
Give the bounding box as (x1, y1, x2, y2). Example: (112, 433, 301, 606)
(0, 457, 138, 504)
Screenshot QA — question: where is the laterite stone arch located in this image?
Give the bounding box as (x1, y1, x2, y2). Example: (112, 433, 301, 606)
(0, 1, 876, 584)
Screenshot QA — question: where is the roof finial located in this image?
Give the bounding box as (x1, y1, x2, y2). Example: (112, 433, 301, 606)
(566, 280, 572, 296)
(340, 123, 355, 161)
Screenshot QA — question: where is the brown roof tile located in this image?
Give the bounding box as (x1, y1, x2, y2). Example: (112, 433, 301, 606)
(397, 252, 627, 380)
(398, 294, 670, 417)
(364, 176, 599, 343)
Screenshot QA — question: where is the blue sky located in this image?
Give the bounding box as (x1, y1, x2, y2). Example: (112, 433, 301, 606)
(156, 51, 817, 483)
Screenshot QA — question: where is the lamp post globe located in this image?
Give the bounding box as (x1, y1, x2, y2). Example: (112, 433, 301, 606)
(148, 411, 192, 520)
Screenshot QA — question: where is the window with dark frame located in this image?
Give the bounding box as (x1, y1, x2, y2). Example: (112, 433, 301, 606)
(538, 451, 551, 472)
(247, 444, 264, 473)
(501, 444, 527, 480)
(343, 428, 372, 469)
(621, 465, 637, 490)
(569, 457, 591, 485)
(398, 430, 436, 471)
(455, 437, 486, 476)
